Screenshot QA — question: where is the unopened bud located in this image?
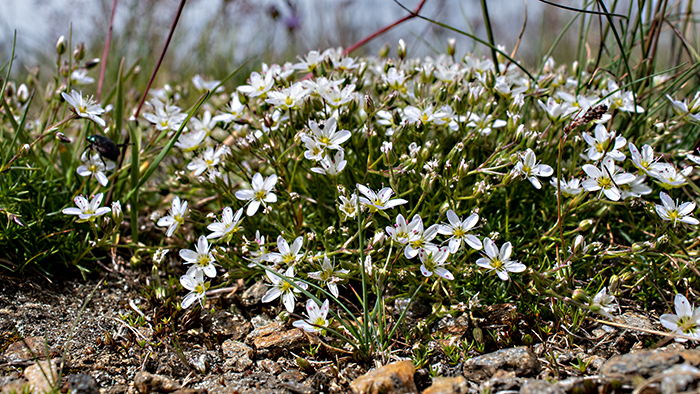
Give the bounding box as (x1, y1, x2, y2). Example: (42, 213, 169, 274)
(85, 58, 101, 69)
(17, 84, 29, 103)
(20, 144, 31, 157)
(589, 304, 601, 313)
(56, 36, 66, 55)
(609, 275, 620, 294)
(56, 132, 72, 143)
(4, 82, 15, 98)
(73, 42, 86, 61)
(631, 242, 645, 253)
(364, 94, 375, 115)
(379, 43, 390, 58)
(447, 37, 456, 56)
(572, 289, 589, 304)
(112, 201, 123, 224)
(397, 39, 406, 60)
(579, 219, 594, 232)
(385, 91, 399, 107)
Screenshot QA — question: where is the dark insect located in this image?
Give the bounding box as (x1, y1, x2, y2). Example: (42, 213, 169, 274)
(85, 135, 121, 165)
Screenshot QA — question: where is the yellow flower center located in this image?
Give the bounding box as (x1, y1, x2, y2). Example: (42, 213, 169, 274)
(597, 177, 612, 189)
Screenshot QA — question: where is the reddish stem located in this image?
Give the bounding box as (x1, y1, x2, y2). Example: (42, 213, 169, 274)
(133, 0, 188, 119)
(342, 0, 428, 56)
(96, 0, 118, 101)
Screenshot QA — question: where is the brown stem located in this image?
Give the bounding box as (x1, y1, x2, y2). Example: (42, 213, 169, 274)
(97, 0, 118, 101)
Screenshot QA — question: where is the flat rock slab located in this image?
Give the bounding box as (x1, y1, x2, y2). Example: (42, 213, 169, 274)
(422, 375, 469, 394)
(134, 371, 180, 393)
(2, 337, 59, 363)
(350, 360, 418, 394)
(599, 347, 700, 383)
(463, 346, 539, 382)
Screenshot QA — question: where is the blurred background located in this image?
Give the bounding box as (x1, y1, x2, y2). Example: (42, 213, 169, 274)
(0, 0, 694, 83)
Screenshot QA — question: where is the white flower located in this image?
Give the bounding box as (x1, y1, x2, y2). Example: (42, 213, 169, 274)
(667, 92, 700, 122)
(418, 247, 454, 280)
(582, 124, 626, 162)
(320, 84, 355, 108)
(190, 110, 217, 135)
(550, 177, 583, 197)
(156, 196, 188, 237)
(307, 117, 351, 151)
(207, 207, 244, 241)
(655, 192, 699, 227)
(180, 235, 217, 278)
(142, 98, 187, 132)
(603, 80, 644, 113)
(404, 215, 440, 259)
(438, 210, 482, 253)
(153, 248, 170, 264)
(404, 105, 445, 126)
(235, 173, 278, 216)
(302, 135, 327, 161)
(294, 50, 324, 73)
(513, 149, 554, 189)
(213, 94, 246, 124)
(62, 193, 111, 222)
(356, 184, 407, 211)
(628, 143, 660, 175)
(465, 112, 506, 136)
(649, 163, 693, 189)
(61, 90, 106, 127)
(386, 213, 421, 246)
(311, 151, 346, 176)
(191, 74, 223, 92)
(619, 175, 652, 199)
(338, 193, 359, 220)
(262, 266, 308, 313)
(246, 231, 270, 266)
(381, 67, 407, 92)
(660, 294, 700, 342)
(590, 287, 618, 318)
(476, 238, 525, 281)
(581, 157, 636, 201)
(537, 97, 576, 122)
(265, 235, 304, 266)
(77, 151, 115, 187)
(175, 130, 208, 152)
(70, 69, 95, 85)
(237, 71, 274, 98)
(293, 299, 330, 333)
(180, 266, 209, 309)
(376, 109, 402, 136)
(187, 145, 230, 176)
(308, 255, 349, 298)
(265, 82, 308, 109)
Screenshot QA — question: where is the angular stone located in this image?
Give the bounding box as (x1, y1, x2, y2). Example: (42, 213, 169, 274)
(598, 348, 700, 383)
(246, 321, 311, 356)
(3, 337, 58, 363)
(221, 340, 254, 372)
(246, 321, 286, 343)
(435, 314, 470, 337)
(0, 378, 29, 394)
(66, 373, 99, 394)
(241, 281, 267, 307)
(24, 359, 59, 394)
(422, 376, 469, 394)
(202, 309, 253, 340)
(350, 360, 418, 394)
(520, 379, 565, 394)
(133, 371, 180, 393)
(463, 347, 540, 382)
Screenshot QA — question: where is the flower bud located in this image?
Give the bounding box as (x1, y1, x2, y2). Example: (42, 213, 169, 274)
(112, 201, 123, 225)
(579, 219, 594, 232)
(73, 42, 86, 61)
(85, 58, 101, 69)
(385, 91, 399, 107)
(589, 304, 601, 313)
(4, 81, 15, 98)
(56, 36, 66, 55)
(17, 84, 29, 103)
(609, 275, 621, 294)
(572, 289, 589, 304)
(364, 94, 375, 115)
(397, 39, 406, 60)
(379, 43, 390, 58)
(447, 37, 456, 57)
(631, 242, 645, 253)
(56, 132, 72, 143)
(20, 144, 31, 157)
